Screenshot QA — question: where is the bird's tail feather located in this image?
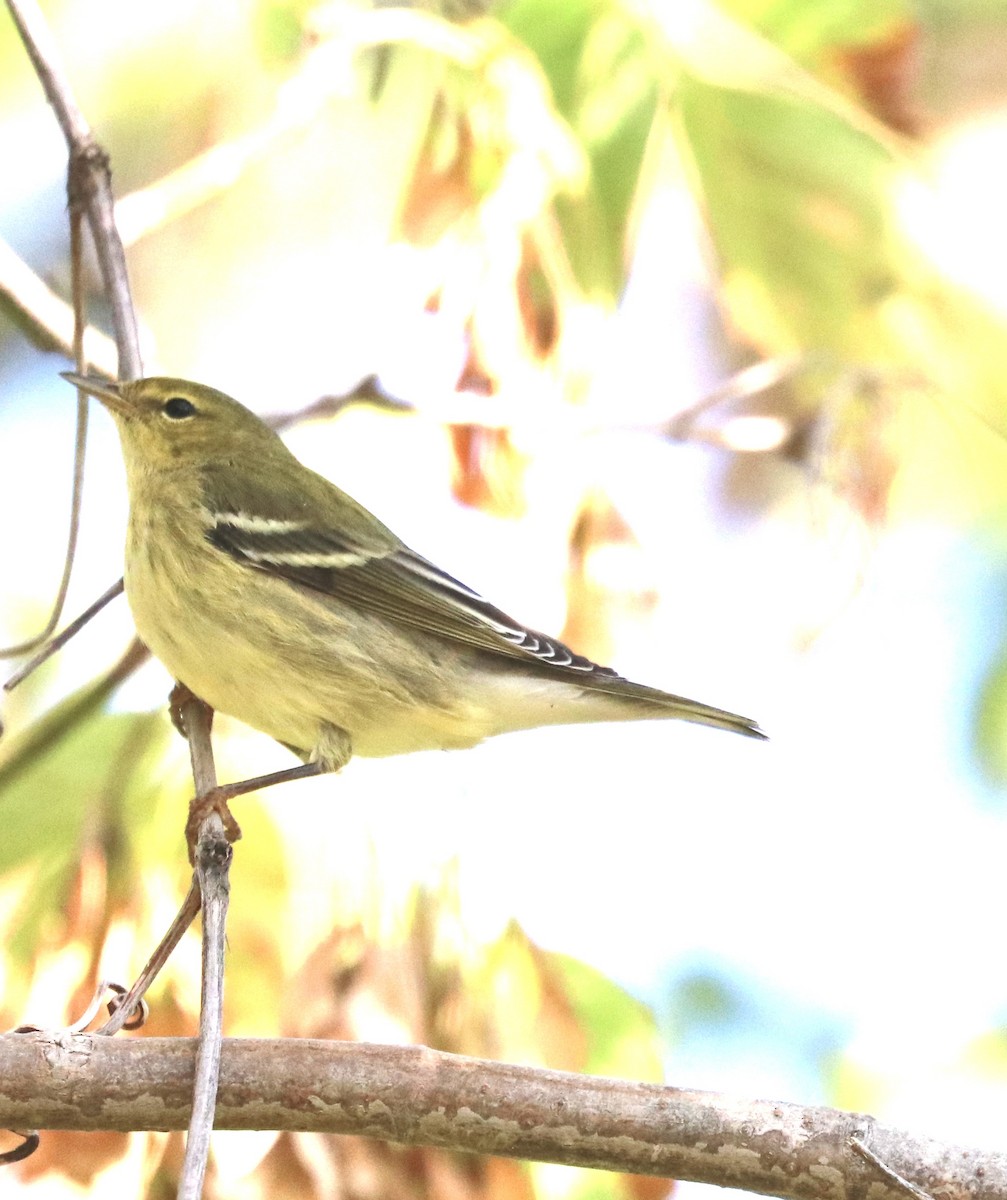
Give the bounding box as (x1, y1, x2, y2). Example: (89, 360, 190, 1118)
(581, 676, 766, 739)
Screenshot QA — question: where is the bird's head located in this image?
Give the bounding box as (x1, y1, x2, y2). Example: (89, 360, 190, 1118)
(62, 374, 280, 475)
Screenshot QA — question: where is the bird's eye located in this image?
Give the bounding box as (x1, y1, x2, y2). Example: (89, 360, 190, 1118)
(163, 397, 196, 420)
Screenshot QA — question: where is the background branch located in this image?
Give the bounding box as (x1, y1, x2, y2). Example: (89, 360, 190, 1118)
(0, 1033, 998, 1200)
(0, 237, 118, 374)
(5, 0, 140, 378)
(0, 206, 89, 659)
(1, 0, 140, 667)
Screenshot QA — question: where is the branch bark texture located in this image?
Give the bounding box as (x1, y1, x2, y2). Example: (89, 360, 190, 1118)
(0, 1033, 1000, 1200)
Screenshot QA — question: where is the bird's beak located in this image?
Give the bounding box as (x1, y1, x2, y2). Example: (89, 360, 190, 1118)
(60, 371, 132, 417)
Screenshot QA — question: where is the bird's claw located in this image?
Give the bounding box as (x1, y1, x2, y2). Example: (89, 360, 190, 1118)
(185, 788, 242, 864)
(169, 683, 214, 741)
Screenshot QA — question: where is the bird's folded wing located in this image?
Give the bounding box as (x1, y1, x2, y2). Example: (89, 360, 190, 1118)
(206, 507, 620, 680)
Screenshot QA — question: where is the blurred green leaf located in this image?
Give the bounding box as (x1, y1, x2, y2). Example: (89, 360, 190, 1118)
(671, 971, 745, 1031)
(665, 4, 1007, 530)
(677, 77, 899, 353)
(0, 701, 167, 959)
(975, 641, 1007, 784)
(254, 0, 313, 65)
(500, 0, 659, 300)
(553, 953, 663, 1081)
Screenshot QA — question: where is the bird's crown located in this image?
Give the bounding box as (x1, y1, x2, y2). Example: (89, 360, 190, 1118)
(63, 374, 280, 466)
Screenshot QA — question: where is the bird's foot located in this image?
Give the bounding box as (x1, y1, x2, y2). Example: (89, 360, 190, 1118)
(169, 683, 214, 741)
(184, 757, 336, 861)
(185, 788, 242, 864)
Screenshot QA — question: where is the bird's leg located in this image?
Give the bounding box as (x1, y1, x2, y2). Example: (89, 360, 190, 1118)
(183, 722, 351, 861)
(183, 764, 323, 861)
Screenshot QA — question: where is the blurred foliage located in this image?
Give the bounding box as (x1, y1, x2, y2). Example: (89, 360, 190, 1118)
(500, 0, 660, 300)
(669, 4, 1007, 530)
(0, 702, 166, 965)
(963, 1027, 1007, 1077)
(669, 971, 744, 1031)
(665, 967, 847, 1106)
(5, 0, 1007, 1193)
(974, 635, 1007, 783)
(0, 699, 668, 1195)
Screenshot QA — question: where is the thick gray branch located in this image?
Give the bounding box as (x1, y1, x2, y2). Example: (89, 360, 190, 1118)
(0, 1033, 1000, 1200)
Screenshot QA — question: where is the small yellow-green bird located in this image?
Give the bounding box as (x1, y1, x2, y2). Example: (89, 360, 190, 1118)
(64, 373, 765, 773)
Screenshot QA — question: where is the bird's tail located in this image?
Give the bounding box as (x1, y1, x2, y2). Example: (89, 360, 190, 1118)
(580, 676, 767, 739)
(642, 692, 766, 739)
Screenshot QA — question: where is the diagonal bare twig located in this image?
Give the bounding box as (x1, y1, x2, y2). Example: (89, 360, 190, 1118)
(0, 237, 119, 372)
(4, 0, 141, 378)
(97, 884, 201, 1037)
(0, 204, 89, 660)
(0, 638, 149, 789)
(3, 578, 125, 693)
(2, 0, 140, 669)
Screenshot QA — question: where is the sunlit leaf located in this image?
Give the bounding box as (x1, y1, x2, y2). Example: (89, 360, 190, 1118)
(553, 953, 663, 1083)
(663, 5, 1007, 534)
(500, 0, 659, 301)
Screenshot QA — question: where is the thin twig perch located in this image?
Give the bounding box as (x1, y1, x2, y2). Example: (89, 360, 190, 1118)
(177, 696, 231, 1200)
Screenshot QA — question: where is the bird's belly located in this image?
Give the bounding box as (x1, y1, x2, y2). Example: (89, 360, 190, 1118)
(124, 550, 497, 760)
(146, 610, 319, 751)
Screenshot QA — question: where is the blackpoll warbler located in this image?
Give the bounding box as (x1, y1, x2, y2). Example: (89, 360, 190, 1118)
(64, 374, 765, 771)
